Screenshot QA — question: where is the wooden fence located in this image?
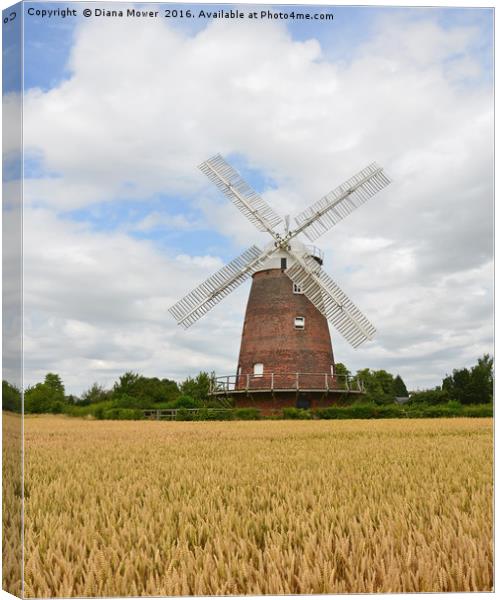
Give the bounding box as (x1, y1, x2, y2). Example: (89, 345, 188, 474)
(142, 408, 233, 421)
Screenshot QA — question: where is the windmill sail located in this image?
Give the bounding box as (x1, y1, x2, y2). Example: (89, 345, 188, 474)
(169, 245, 271, 329)
(199, 154, 282, 236)
(171, 154, 388, 342)
(286, 254, 376, 348)
(293, 163, 391, 242)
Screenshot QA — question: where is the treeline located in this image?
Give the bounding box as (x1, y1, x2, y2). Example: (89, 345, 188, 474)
(408, 354, 493, 405)
(2, 371, 217, 418)
(339, 354, 493, 406)
(1, 354, 493, 419)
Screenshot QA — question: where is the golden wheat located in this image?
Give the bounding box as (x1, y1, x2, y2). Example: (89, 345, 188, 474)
(21, 417, 492, 596)
(3, 412, 23, 596)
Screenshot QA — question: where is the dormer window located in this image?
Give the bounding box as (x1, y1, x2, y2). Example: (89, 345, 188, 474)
(293, 283, 303, 294)
(294, 316, 305, 330)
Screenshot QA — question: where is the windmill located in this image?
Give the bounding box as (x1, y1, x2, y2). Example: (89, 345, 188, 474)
(169, 155, 391, 411)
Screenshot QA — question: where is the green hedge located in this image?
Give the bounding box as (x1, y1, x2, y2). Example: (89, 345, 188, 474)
(175, 408, 259, 421)
(462, 404, 493, 417)
(64, 402, 492, 421)
(234, 408, 261, 420)
(282, 407, 313, 420)
(102, 408, 144, 420)
(313, 403, 492, 420)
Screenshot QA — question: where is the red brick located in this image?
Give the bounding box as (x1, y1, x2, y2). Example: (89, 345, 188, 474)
(234, 268, 337, 409)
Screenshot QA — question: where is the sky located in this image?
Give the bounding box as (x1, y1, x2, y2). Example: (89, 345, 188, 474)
(2, 1, 494, 394)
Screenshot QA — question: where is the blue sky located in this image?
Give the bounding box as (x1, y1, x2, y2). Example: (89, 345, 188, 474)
(22, 3, 286, 256)
(20, 2, 494, 255)
(22, 4, 494, 90)
(2, 2, 22, 93)
(6, 2, 495, 392)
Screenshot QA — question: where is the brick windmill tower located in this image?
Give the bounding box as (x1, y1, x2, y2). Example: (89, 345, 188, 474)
(169, 155, 391, 412)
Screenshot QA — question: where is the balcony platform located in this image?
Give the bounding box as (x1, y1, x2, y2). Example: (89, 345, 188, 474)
(210, 386, 365, 396)
(210, 373, 365, 412)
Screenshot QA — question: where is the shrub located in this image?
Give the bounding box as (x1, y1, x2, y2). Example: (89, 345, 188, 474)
(210, 409, 234, 421)
(205, 397, 235, 409)
(404, 405, 426, 418)
(93, 406, 105, 420)
(376, 404, 405, 419)
(282, 407, 312, 420)
(420, 405, 454, 418)
(316, 404, 401, 420)
(170, 395, 200, 409)
(348, 403, 380, 419)
(175, 407, 194, 421)
(408, 388, 449, 405)
(462, 404, 493, 418)
(315, 403, 379, 419)
(234, 408, 260, 420)
(66, 401, 115, 419)
(315, 407, 339, 419)
(103, 408, 143, 420)
(176, 408, 234, 421)
(113, 394, 151, 410)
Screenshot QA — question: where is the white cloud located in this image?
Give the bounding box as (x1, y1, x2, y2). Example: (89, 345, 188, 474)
(131, 212, 205, 232)
(23, 208, 245, 392)
(20, 11, 493, 392)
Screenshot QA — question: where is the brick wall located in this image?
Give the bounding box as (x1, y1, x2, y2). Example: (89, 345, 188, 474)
(234, 391, 353, 415)
(236, 268, 335, 387)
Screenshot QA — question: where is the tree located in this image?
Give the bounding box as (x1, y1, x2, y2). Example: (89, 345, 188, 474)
(135, 377, 179, 404)
(113, 393, 150, 409)
(112, 372, 180, 405)
(442, 354, 493, 405)
(44, 373, 65, 396)
(180, 372, 212, 404)
(408, 387, 449, 405)
(333, 362, 350, 390)
(80, 383, 110, 406)
(334, 363, 350, 377)
(170, 395, 200, 409)
(356, 368, 396, 404)
(469, 354, 494, 404)
(393, 375, 409, 397)
(25, 373, 67, 414)
(2, 380, 21, 413)
(113, 372, 141, 396)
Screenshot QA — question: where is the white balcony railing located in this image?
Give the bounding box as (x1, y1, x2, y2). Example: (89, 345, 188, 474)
(210, 372, 365, 394)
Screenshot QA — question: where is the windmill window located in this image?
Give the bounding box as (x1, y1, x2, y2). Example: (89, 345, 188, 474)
(281, 258, 287, 269)
(294, 316, 305, 329)
(253, 363, 264, 377)
(293, 283, 303, 294)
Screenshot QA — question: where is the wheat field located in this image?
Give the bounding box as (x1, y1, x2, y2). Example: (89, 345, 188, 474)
(22, 416, 492, 596)
(3, 413, 23, 597)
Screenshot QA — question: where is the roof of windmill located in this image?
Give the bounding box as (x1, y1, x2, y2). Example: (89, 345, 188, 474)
(256, 239, 323, 272)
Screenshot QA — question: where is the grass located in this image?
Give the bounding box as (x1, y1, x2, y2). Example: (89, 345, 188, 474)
(22, 416, 493, 596)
